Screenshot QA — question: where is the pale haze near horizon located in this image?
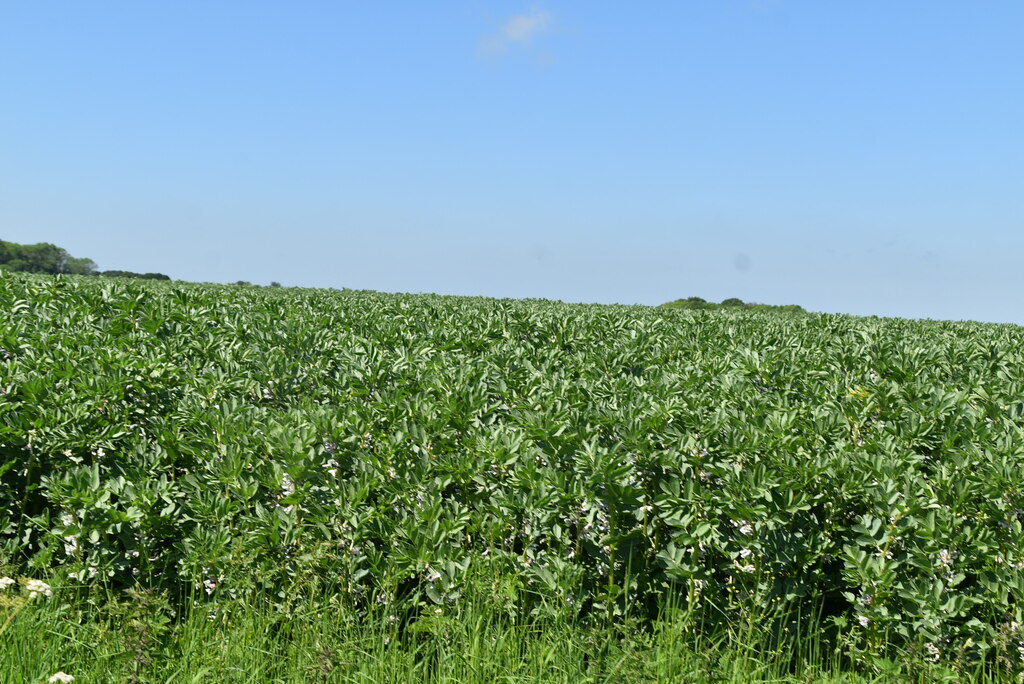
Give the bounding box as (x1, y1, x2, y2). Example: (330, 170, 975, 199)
(1, 2, 1021, 323)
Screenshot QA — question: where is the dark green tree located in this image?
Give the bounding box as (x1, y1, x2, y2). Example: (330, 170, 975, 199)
(0, 240, 98, 275)
(65, 257, 98, 275)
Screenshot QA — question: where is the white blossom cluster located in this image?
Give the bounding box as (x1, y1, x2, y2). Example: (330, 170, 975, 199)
(0, 576, 52, 599)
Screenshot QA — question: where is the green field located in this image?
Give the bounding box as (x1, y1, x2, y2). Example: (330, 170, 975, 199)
(3, 272, 1024, 682)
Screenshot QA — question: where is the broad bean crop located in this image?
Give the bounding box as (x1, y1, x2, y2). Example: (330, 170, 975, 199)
(2, 273, 1024, 665)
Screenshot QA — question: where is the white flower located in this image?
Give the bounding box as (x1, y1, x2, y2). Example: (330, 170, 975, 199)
(48, 673, 75, 683)
(925, 642, 940, 662)
(739, 548, 753, 559)
(738, 564, 756, 574)
(203, 578, 217, 595)
(857, 615, 870, 628)
(738, 523, 753, 536)
(26, 579, 51, 599)
(0, 576, 15, 591)
(281, 474, 295, 497)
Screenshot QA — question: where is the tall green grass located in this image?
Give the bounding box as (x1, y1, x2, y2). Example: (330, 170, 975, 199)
(1, 577, 998, 683)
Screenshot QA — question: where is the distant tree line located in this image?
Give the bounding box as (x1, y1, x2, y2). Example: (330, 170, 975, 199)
(98, 270, 171, 281)
(661, 296, 805, 313)
(0, 239, 170, 280)
(0, 240, 98, 275)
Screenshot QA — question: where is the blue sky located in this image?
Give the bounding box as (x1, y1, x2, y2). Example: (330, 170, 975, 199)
(1, 2, 1022, 323)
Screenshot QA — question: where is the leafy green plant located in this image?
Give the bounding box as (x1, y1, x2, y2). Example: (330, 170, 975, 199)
(2, 271, 1024, 675)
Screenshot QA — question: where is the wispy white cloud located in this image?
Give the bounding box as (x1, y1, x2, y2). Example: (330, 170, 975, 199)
(479, 8, 553, 56)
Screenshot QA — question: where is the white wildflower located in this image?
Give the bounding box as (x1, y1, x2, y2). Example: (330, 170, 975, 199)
(26, 579, 52, 599)
(203, 578, 217, 595)
(60, 512, 79, 555)
(739, 548, 753, 559)
(0, 576, 15, 591)
(738, 522, 754, 536)
(738, 564, 756, 574)
(857, 615, 870, 628)
(925, 642, 940, 662)
(281, 474, 295, 497)
(48, 674, 75, 684)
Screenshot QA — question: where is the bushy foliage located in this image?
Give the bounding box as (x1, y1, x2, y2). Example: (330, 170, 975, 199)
(661, 297, 805, 313)
(0, 240, 97, 276)
(0, 239, 171, 280)
(1, 273, 1023, 671)
(99, 270, 171, 281)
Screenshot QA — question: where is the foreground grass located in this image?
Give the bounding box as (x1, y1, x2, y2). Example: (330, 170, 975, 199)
(1, 582, 1001, 684)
